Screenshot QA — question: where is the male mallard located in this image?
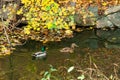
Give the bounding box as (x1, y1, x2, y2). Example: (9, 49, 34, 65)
(60, 43, 78, 53)
(32, 46, 46, 59)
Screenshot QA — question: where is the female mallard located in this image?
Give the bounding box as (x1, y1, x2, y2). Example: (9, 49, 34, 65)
(60, 43, 78, 53)
(32, 46, 46, 59)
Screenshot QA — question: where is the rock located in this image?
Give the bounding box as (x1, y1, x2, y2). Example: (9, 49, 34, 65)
(88, 6, 98, 17)
(95, 29, 112, 39)
(96, 5, 120, 28)
(0, 3, 17, 20)
(75, 5, 120, 28)
(107, 12, 120, 28)
(74, 6, 98, 26)
(106, 29, 120, 43)
(105, 5, 120, 15)
(3, 0, 14, 1)
(74, 13, 83, 25)
(70, 1, 76, 7)
(96, 17, 113, 28)
(96, 29, 120, 48)
(105, 42, 120, 48)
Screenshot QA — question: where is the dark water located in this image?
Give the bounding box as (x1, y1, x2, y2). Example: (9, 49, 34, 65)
(0, 29, 120, 80)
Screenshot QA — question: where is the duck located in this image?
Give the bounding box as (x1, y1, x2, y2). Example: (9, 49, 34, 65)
(32, 46, 47, 59)
(60, 43, 79, 53)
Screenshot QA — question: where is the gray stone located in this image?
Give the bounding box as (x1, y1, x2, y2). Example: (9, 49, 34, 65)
(88, 6, 98, 17)
(96, 17, 113, 28)
(105, 42, 120, 48)
(74, 6, 98, 26)
(96, 5, 120, 28)
(74, 13, 83, 25)
(105, 5, 120, 15)
(70, 1, 76, 7)
(0, 3, 17, 20)
(107, 29, 120, 43)
(96, 29, 120, 48)
(96, 29, 112, 39)
(107, 12, 120, 28)
(75, 5, 120, 28)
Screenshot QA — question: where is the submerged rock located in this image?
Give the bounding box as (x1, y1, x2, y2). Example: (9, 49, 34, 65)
(95, 29, 120, 48)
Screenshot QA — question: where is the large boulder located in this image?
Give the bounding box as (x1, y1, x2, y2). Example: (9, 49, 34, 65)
(74, 6, 98, 26)
(105, 5, 120, 15)
(96, 17, 114, 28)
(107, 12, 120, 28)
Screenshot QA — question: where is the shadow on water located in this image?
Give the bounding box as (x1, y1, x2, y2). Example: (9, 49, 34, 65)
(1, 29, 120, 79)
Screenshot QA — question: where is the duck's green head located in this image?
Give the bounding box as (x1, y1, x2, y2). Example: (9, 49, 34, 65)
(41, 46, 46, 52)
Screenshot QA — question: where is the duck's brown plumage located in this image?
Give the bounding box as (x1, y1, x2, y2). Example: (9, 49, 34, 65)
(60, 43, 78, 53)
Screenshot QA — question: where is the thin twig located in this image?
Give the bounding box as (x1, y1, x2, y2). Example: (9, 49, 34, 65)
(1, 0, 12, 48)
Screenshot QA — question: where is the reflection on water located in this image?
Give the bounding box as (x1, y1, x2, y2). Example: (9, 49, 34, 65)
(0, 29, 120, 79)
(0, 41, 79, 80)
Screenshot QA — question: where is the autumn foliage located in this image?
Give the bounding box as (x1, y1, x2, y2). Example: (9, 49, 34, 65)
(0, 0, 120, 55)
(17, 0, 75, 35)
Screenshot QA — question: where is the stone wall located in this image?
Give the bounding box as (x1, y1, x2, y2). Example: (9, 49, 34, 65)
(75, 4, 120, 29)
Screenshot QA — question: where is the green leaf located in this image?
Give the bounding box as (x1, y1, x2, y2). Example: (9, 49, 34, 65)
(51, 68, 57, 72)
(41, 78, 46, 80)
(46, 6, 51, 11)
(44, 71, 49, 77)
(48, 23, 56, 29)
(46, 74, 51, 79)
(77, 75, 85, 80)
(49, 65, 57, 72)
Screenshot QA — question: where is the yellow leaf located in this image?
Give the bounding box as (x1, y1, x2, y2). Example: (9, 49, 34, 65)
(102, 2, 107, 6)
(24, 27, 30, 34)
(37, 28, 40, 31)
(43, 39, 48, 43)
(17, 8, 23, 15)
(72, 25, 76, 30)
(59, 12, 62, 16)
(5, 50, 11, 55)
(64, 22, 69, 29)
(89, 27, 93, 29)
(65, 30, 73, 36)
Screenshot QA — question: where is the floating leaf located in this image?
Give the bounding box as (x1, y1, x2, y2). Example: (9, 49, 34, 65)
(112, 37, 116, 40)
(67, 66, 74, 73)
(77, 74, 85, 80)
(110, 75, 113, 79)
(44, 71, 49, 77)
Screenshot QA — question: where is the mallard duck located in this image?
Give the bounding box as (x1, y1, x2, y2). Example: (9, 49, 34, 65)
(60, 43, 78, 53)
(32, 46, 46, 59)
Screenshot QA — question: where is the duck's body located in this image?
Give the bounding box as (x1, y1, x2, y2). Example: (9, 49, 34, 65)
(32, 46, 46, 59)
(60, 43, 78, 53)
(32, 51, 46, 58)
(60, 47, 74, 53)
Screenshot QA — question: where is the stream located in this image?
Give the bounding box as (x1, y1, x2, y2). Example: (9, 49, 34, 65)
(0, 29, 120, 80)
